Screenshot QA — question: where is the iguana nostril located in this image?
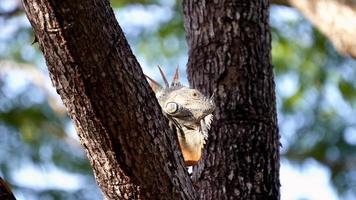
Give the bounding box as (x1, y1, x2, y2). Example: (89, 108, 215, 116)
(165, 102, 179, 114)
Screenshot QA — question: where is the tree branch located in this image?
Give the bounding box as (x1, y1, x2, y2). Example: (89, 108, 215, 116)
(0, 177, 16, 200)
(272, 0, 356, 58)
(21, 0, 196, 199)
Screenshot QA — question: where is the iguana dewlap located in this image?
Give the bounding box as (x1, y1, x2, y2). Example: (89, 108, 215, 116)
(146, 66, 215, 166)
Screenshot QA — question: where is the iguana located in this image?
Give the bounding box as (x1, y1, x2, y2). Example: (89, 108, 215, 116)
(146, 66, 215, 166)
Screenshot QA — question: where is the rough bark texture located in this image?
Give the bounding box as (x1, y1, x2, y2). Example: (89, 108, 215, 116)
(272, 0, 356, 58)
(183, 0, 280, 199)
(22, 0, 196, 199)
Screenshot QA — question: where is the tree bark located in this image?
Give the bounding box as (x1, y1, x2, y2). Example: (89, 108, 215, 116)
(183, 0, 280, 199)
(22, 0, 196, 199)
(272, 0, 356, 58)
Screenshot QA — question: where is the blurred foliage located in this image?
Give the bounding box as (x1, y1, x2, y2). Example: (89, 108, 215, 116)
(271, 6, 356, 198)
(0, 0, 355, 200)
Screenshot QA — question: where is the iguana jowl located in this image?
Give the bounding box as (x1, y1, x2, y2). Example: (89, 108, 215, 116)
(147, 66, 215, 166)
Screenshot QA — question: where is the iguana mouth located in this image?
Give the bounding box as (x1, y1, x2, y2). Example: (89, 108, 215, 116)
(183, 124, 195, 130)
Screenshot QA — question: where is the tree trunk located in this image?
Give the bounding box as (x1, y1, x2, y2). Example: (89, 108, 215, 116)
(22, 0, 195, 199)
(272, 0, 356, 59)
(183, 0, 280, 199)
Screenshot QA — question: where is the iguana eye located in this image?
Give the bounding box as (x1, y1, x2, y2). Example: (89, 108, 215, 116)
(165, 102, 179, 114)
(192, 92, 198, 97)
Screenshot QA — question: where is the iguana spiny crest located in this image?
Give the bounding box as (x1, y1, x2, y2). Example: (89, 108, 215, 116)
(146, 66, 215, 166)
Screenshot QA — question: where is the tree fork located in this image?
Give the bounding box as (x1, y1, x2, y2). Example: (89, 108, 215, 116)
(22, 0, 196, 199)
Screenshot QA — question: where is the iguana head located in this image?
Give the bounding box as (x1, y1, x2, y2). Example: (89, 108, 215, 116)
(146, 66, 215, 166)
(162, 87, 214, 123)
